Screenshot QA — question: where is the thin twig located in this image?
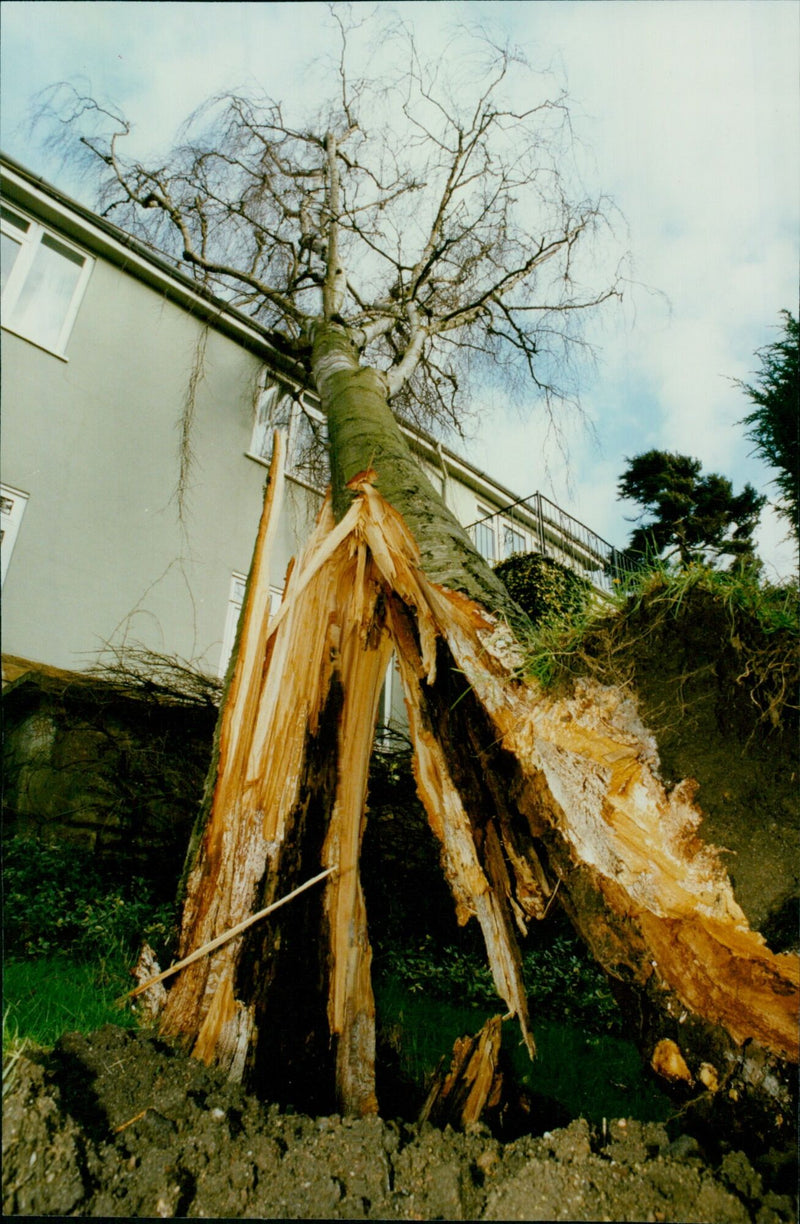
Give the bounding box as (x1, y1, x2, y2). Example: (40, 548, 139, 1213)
(122, 865, 336, 1003)
(114, 1108, 149, 1133)
(542, 876, 561, 918)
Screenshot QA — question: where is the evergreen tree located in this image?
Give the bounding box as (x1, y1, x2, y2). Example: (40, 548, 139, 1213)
(736, 311, 799, 550)
(617, 449, 765, 568)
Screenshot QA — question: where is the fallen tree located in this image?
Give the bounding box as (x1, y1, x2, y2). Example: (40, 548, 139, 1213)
(156, 432, 797, 1139)
(56, 15, 797, 1141)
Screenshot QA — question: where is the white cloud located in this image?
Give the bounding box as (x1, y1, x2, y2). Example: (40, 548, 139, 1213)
(2, 0, 797, 575)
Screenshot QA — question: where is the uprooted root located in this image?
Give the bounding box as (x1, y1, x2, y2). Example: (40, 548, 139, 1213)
(523, 568, 798, 740)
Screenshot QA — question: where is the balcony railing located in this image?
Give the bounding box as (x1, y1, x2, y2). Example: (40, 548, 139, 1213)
(466, 491, 633, 597)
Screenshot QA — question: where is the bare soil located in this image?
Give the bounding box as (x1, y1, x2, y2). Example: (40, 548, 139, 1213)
(3, 1024, 796, 1221)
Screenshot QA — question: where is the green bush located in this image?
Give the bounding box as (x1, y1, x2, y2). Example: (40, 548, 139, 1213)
(494, 552, 592, 628)
(375, 927, 623, 1035)
(2, 835, 175, 961)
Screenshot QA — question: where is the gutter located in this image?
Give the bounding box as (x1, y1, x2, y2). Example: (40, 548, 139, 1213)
(0, 152, 541, 517)
(0, 152, 306, 387)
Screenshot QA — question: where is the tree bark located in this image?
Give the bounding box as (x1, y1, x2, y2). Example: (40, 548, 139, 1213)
(311, 321, 525, 630)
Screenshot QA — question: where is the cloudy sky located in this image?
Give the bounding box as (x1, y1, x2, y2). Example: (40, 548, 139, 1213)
(2, 0, 797, 575)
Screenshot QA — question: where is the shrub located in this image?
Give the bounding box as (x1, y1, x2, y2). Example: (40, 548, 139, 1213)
(2, 835, 175, 961)
(494, 552, 592, 628)
(374, 926, 623, 1035)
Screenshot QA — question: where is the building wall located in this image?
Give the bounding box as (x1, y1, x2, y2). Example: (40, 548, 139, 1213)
(2, 158, 614, 687)
(1, 231, 310, 676)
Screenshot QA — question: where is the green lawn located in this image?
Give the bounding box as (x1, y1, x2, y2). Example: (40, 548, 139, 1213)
(374, 975, 672, 1124)
(3, 955, 138, 1052)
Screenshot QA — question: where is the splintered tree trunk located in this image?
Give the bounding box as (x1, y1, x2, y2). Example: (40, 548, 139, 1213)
(159, 433, 392, 1114)
(159, 324, 798, 1138)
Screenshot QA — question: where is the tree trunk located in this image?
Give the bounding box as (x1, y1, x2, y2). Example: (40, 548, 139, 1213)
(159, 327, 798, 1141)
(311, 322, 524, 629)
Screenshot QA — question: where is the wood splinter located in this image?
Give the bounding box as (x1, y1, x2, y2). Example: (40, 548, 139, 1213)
(122, 866, 337, 1004)
(419, 1015, 506, 1130)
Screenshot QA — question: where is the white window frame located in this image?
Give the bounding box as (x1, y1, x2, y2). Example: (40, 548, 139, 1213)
(218, 571, 284, 678)
(1, 203, 93, 359)
(502, 520, 527, 559)
(0, 482, 29, 585)
(247, 374, 329, 490)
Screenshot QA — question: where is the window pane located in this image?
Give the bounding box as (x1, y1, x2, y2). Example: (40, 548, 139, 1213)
(475, 519, 496, 562)
(12, 236, 85, 350)
(41, 232, 85, 266)
(1, 231, 22, 293)
(251, 383, 293, 460)
(1, 207, 30, 233)
(503, 526, 526, 558)
(288, 403, 329, 488)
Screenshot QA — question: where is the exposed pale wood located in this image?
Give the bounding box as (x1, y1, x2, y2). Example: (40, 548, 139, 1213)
(348, 471, 799, 1067)
(160, 433, 292, 1057)
(388, 596, 535, 1058)
(129, 943, 167, 1022)
(321, 533, 394, 1115)
(419, 1016, 505, 1128)
(159, 458, 394, 1109)
(161, 460, 798, 1116)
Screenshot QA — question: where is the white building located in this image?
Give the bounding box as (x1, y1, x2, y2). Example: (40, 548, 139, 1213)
(1, 153, 622, 710)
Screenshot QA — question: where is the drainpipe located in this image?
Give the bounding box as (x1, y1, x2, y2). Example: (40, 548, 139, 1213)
(435, 441, 450, 508)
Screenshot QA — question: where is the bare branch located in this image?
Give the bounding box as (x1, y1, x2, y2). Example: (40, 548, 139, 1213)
(37, 19, 626, 422)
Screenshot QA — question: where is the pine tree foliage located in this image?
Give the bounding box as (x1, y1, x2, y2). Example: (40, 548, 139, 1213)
(617, 449, 765, 569)
(737, 310, 799, 549)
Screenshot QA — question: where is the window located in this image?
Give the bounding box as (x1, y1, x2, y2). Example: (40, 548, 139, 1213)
(502, 523, 526, 558)
(250, 381, 294, 463)
(473, 508, 496, 562)
(1, 205, 93, 357)
(0, 483, 29, 585)
(249, 376, 329, 490)
(472, 508, 529, 563)
(218, 571, 284, 678)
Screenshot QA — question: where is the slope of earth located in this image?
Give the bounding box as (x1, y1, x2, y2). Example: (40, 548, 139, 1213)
(3, 1024, 794, 1222)
(577, 578, 798, 950)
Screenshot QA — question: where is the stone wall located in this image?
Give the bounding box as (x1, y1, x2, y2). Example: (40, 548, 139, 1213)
(2, 664, 215, 894)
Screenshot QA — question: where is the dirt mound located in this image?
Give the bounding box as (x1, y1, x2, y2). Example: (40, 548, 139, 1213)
(4, 1025, 795, 1221)
(575, 579, 799, 947)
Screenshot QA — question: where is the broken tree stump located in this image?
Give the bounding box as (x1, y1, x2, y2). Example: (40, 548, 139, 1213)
(419, 1015, 505, 1129)
(157, 456, 798, 1132)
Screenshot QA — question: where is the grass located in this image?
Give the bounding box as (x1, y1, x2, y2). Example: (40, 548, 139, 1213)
(375, 975, 672, 1125)
(517, 557, 799, 693)
(615, 559, 799, 635)
(508, 1016, 672, 1124)
(3, 955, 139, 1053)
(1, 835, 175, 1064)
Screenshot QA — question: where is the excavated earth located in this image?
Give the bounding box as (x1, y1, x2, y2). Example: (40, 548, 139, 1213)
(3, 1024, 796, 1221)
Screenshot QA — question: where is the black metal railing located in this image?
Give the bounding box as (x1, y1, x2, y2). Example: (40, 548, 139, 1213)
(466, 491, 634, 596)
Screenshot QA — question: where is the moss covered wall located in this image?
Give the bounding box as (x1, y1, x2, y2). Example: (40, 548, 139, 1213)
(2, 670, 214, 891)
